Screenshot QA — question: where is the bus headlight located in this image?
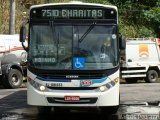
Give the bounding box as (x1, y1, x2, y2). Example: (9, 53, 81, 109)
(99, 78, 119, 92)
(39, 85, 46, 91)
(28, 77, 46, 91)
(99, 86, 106, 92)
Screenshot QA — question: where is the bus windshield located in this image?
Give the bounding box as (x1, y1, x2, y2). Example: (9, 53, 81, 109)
(29, 24, 118, 70)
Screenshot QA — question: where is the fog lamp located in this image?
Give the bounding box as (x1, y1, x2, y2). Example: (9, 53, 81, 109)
(99, 86, 106, 92)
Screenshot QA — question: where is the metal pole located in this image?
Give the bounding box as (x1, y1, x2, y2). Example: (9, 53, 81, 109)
(9, 0, 16, 34)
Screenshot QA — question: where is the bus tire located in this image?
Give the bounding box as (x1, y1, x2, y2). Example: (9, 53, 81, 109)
(146, 70, 158, 83)
(37, 106, 52, 114)
(125, 78, 138, 83)
(54, 107, 70, 114)
(3, 69, 23, 89)
(101, 106, 119, 115)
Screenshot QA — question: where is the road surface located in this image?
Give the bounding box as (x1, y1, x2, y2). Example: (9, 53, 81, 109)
(0, 83, 160, 120)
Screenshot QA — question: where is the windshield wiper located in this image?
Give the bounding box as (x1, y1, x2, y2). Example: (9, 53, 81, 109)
(78, 22, 96, 43)
(49, 21, 59, 63)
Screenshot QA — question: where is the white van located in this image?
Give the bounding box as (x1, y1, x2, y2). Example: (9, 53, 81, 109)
(121, 38, 160, 83)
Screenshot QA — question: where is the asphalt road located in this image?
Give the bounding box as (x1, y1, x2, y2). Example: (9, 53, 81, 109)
(120, 83, 160, 104)
(0, 83, 160, 120)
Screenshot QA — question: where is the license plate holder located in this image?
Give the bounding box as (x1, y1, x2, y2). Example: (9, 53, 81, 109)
(64, 96, 80, 101)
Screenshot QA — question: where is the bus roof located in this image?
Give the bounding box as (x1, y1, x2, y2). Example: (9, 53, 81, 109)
(30, 1, 117, 11)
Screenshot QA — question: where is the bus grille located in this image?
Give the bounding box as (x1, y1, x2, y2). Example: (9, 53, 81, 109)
(39, 72, 106, 79)
(47, 97, 98, 104)
(47, 87, 98, 90)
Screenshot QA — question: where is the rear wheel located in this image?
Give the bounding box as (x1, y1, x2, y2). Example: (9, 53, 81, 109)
(3, 69, 23, 89)
(146, 70, 158, 83)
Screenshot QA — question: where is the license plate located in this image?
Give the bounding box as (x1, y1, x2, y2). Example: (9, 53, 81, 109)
(64, 96, 80, 101)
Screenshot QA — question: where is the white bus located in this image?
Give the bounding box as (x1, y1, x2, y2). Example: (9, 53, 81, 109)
(20, 1, 125, 114)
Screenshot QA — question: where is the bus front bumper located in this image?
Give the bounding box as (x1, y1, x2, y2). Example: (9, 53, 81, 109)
(27, 82, 119, 107)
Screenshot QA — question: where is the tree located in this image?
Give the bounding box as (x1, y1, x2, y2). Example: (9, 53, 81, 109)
(9, 0, 16, 34)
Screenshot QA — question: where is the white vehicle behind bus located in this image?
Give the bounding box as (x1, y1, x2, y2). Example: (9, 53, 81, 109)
(0, 34, 27, 88)
(121, 38, 160, 83)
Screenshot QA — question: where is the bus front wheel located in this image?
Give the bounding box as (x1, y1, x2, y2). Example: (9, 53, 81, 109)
(37, 106, 52, 114)
(100, 106, 119, 115)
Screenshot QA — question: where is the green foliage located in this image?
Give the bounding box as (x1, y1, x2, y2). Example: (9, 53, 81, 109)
(119, 17, 155, 38)
(138, 26, 155, 37)
(143, 8, 160, 22)
(109, 0, 160, 37)
(0, 0, 159, 38)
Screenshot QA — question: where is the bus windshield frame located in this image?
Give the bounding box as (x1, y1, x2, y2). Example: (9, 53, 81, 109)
(28, 22, 119, 71)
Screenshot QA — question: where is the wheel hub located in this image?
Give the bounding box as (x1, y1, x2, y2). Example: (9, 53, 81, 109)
(11, 74, 19, 85)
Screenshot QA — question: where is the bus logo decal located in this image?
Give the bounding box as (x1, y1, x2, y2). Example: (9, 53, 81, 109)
(81, 80, 92, 86)
(66, 75, 79, 79)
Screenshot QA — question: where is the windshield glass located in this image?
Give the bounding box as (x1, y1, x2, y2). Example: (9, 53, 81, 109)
(29, 24, 118, 70)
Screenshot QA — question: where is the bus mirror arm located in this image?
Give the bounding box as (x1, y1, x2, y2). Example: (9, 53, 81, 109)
(22, 41, 28, 51)
(20, 19, 28, 51)
(119, 33, 126, 50)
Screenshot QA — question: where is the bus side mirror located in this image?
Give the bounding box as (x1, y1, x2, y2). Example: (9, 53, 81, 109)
(20, 19, 28, 51)
(119, 34, 126, 50)
(20, 26, 26, 42)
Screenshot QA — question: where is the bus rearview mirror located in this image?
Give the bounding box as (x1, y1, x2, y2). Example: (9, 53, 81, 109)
(119, 34, 126, 50)
(20, 26, 26, 43)
(20, 18, 28, 43)
(20, 19, 28, 51)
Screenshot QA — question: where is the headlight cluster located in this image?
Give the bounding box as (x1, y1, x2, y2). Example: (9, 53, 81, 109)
(28, 77, 46, 91)
(27, 77, 119, 92)
(99, 77, 119, 92)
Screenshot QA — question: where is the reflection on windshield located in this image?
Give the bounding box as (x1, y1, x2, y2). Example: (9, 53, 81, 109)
(29, 25, 118, 70)
(29, 25, 72, 69)
(74, 25, 118, 69)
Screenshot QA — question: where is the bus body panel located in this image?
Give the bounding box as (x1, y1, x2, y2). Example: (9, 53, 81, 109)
(28, 83, 119, 106)
(26, 2, 120, 111)
(27, 70, 119, 106)
(30, 2, 117, 12)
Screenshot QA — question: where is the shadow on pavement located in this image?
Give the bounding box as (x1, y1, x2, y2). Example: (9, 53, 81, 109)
(0, 90, 118, 120)
(0, 90, 28, 114)
(33, 111, 118, 120)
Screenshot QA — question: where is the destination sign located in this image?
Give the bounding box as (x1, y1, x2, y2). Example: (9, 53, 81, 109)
(41, 9, 103, 18)
(30, 6, 117, 20)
